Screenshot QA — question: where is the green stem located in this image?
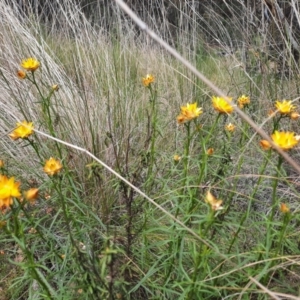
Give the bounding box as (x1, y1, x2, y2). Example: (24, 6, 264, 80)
(8, 204, 55, 299)
(258, 155, 284, 284)
(183, 122, 191, 186)
(31, 72, 57, 138)
(197, 114, 221, 185)
(165, 122, 193, 284)
(269, 156, 283, 222)
(146, 86, 157, 186)
(227, 150, 272, 254)
(273, 115, 282, 132)
(188, 209, 215, 298)
(31, 72, 44, 100)
(264, 155, 283, 257)
(275, 212, 291, 256)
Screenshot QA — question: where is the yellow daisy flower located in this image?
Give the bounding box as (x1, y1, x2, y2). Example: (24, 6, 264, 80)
(142, 74, 155, 87)
(0, 175, 21, 199)
(205, 190, 223, 211)
(9, 121, 34, 140)
(212, 96, 234, 114)
(21, 58, 40, 72)
(225, 123, 236, 132)
(275, 100, 296, 115)
(177, 102, 202, 123)
(237, 95, 250, 108)
(0, 175, 21, 211)
(43, 158, 63, 176)
(271, 131, 299, 150)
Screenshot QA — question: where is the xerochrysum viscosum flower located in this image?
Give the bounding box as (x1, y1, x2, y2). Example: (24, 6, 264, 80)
(260, 131, 299, 151)
(142, 74, 155, 87)
(43, 158, 63, 176)
(275, 100, 296, 115)
(237, 95, 250, 108)
(177, 102, 202, 124)
(9, 121, 34, 140)
(21, 58, 40, 72)
(212, 96, 234, 114)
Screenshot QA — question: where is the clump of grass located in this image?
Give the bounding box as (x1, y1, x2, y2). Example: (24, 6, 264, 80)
(1, 0, 300, 299)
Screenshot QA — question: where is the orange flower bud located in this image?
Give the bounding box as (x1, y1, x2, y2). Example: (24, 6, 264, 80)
(290, 112, 300, 120)
(280, 203, 290, 214)
(173, 154, 181, 162)
(206, 148, 214, 155)
(24, 188, 39, 203)
(260, 140, 271, 150)
(17, 70, 26, 79)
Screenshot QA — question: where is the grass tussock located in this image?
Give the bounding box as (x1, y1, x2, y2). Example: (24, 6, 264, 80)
(1, 0, 300, 299)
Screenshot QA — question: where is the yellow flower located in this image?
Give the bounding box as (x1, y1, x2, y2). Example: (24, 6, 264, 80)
(275, 100, 296, 115)
(212, 96, 234, 114)
(181, 102, 203, 119)
(280, 203, 290, 214)
(205, 191, 223, 211)
(260, 140, 271, 150)
(0, 175, 21, 211)
(173, 154, 181, 162)
(225, 123, 236, 132)
(142, 74, 155, 87)
(17, 70, 26, 79)
(206, 148, 214, 155)
(9, 121, 34, 140)
(237, 95, 250, 108)
(21, 58, 40, 72)
(271, 131, 299, 151)
(177, 102, 202, 123)
(43, 157, 63, 176)
(290, 112, 300, 120)
(24, 188, 39, 203)
(0, 175, 21, 199)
